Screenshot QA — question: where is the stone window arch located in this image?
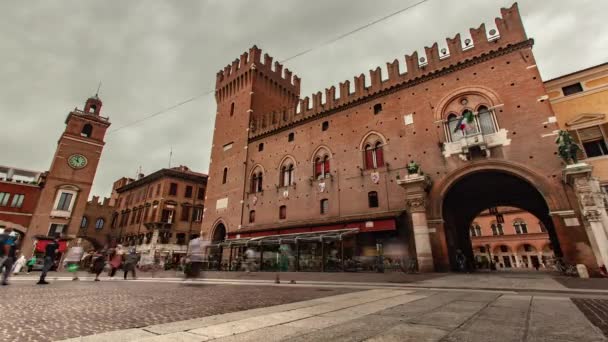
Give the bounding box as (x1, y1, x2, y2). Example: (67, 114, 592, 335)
(513, 218, 528, 234)
(279, 157, 296, 187)
(469, 223, 482, 237)
(441, 93, 499, 142)
(360, 132, 386, 170)
(250, 166, 264, 193)
(95, 218, 105, 230)
(80, 216, 88, 229)
(81, 124, 93, 138)
(491, 221, 504, 236)
(312, 147, 331, 180)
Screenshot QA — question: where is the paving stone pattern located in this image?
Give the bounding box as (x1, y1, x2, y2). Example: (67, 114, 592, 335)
(574, 298, 608, 337)
(0, 281, 354, 342)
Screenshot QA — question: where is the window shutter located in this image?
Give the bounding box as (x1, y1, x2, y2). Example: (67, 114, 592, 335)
(365, 150, 374, 169)
(324, 159, 330, 174)
(578, 126, 603, 141)
(570, 130, 587, 160)
(315, 161, 322, 178)
(375, 147, 384, 167)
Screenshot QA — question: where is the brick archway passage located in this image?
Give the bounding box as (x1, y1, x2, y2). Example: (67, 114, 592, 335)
(441, 170, 561, 271)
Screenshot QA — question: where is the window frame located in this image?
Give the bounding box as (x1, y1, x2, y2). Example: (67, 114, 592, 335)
(9, 194, 24, 208)
(368, 191, 379, 208)
(95, 218, 104, 230)
(222, 168, 228, 184)
(0, 192, 9, 206)
(54, 190, 76, 212)
(288, 132, 295, 142)
(249, 210, 255, 223)
(320, 199, 329, 214)
(169, 183, 178, 196)
(80, 216, 88, 229)
(279, 205, 287, 220)
(185, 185, 193, 198)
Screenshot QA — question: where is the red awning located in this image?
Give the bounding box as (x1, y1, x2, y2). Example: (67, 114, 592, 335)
(228, 219, 396, 239)
(35, 240, 68, 253)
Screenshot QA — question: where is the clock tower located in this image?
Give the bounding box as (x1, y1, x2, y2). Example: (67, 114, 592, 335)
(23, 95, 111, 254)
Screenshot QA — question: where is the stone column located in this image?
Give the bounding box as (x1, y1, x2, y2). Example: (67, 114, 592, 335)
(538, 252, 545, 268)
(513, 253, 520, 268)
(398, 174, 434, 272)
(564, 163, 608, 269)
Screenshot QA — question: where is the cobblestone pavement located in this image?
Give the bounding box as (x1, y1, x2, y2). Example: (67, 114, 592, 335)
(574, 298, 608, 337)
(58, 289, 608, 342)
(0, 280, 355, 342)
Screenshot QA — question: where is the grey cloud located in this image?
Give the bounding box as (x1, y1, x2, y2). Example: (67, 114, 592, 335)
(0, 0, 605, 197)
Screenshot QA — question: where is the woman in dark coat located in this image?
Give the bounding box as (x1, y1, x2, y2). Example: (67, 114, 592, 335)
(92, 250, 106, 281)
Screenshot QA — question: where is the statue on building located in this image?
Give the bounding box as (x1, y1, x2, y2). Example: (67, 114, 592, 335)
(556, 130, 581, 165)
(407, 160, 421, 175)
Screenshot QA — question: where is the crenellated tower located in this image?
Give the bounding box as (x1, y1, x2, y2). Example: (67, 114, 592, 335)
(203, 46, 301, 239)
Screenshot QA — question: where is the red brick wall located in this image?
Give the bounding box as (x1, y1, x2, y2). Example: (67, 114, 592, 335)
(0, 181, 41, 231)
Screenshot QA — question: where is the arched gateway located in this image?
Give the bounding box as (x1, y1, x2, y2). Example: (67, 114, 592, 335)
(420, 161, 601, 272)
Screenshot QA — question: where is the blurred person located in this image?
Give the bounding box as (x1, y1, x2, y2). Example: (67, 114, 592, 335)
(37, 237, 59, 285)
(64, 240, 85, 281)
(123, 248, 139, 280)
(0, 228, 17, 285)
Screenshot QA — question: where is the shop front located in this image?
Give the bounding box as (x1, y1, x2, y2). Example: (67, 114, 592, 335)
(208, 218, 413, 272)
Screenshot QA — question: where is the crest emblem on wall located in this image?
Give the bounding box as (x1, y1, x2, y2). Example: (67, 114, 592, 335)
(252, 196, 258, 206)
(370, 172, 380, 184)
(318, 182, 326, 193)
(282, 190, 289, 199)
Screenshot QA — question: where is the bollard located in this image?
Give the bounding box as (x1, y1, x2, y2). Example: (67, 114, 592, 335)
(275, 273, 280, 284)
(290, 280, 296, 284)
(576, 264, 589, 278)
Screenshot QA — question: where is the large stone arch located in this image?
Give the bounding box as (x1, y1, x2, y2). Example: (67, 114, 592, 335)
(427, 160, 577, 271)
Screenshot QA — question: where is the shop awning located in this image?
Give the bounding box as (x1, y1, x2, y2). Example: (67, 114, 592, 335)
(35, 239, 68, 253)
(214, 228, 360, 248)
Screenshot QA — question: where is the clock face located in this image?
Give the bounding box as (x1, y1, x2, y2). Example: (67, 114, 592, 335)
(68, 154, 88, 169)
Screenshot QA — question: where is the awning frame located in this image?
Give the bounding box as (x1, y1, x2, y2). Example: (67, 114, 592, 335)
(211, 228, 359, 248)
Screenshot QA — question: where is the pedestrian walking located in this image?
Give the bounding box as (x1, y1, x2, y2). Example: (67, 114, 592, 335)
(123, 248, 139, 280)
(37, 237, 59, 285)
(64, 241, 85, 281)
(0, 228, 18, 285)
(108, 245, 124, 279)
(26, 255, 37, 274)
(12, 254, 26, 275)
(185, 232, 208, 279)
(244, 248, 255, 273)
(92, 250, 106, 281)
(455, 249, 468, 273)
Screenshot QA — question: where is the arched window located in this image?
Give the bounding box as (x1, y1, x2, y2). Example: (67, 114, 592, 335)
(447, 114, 462, 142)
(514, 220, 528, 234)
(491, 222, 504, 236)
(95, 218, 105, 230)
(279, 205, 287, 219)
(320, 199, 329, 214)
(80, 216, 88, 229)
(368, 191, 379, 208)
(313, 148, 331, 180)
(249, 210, 255, 223)
(111, 212, 118, 228)
(280, 159, 295, 187)
(364, 141, 385, 170)
(81, 124, 93, 138)
(478, 106, 496, 134)
(222, 167, 228, 184)
(470, 224, 482, 237)
(250, 169, 263, 193)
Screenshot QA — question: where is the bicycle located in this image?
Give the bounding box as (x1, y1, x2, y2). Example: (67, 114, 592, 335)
(399, 257, 418, 274)
(554, 257, 578, 277)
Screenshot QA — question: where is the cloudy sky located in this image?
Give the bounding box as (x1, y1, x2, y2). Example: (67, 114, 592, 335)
(1, 0, 606, 198)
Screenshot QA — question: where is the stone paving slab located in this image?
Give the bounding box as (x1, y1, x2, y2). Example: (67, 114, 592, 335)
(61, 329, 156, 342)
(364, 323, 449, 342)
(406, 300, 487, 329)
(134, 332, 207, 342)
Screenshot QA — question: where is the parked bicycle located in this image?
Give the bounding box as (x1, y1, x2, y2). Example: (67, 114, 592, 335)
(553, 257, 578, 277)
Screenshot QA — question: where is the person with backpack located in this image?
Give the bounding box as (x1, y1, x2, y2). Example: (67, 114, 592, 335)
(37, 237, 59, 285)
(0, 228, 18, 285)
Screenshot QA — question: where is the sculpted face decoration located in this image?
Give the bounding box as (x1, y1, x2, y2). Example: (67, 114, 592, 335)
(68, 154, 88, 169)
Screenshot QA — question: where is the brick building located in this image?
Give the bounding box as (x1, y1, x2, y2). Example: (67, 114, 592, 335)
(109, 166, 207, 261)
(0, 166, 44, 241)
(9, 95, 111, 258)
(469, 207, 554, 270)
(201, 4, 608, 273)
(77, 196, 115, 250)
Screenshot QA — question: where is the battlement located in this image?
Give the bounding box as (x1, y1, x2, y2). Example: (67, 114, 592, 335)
(89, 196, 113, 207)
(249, 3, 529, 138)
(215, 45, 301, 103)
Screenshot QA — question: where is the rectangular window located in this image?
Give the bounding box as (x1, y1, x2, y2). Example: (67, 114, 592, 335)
(48, 224, 66, 237)
(279, 205, 287, 220)
(0, 192, 10, 206)
(181, 206, 191, 221)
(161, 209, 173, 223)
(56, 192, 73, 211)
(320, 199, 329, 214)
(197, 187, 205, 200)
(578, 126, 608, 158)
(562, 83, 583, 96)
(368, 191, 379, 208)
(193, 207, 203, 222)
(185, 186, 193, 198)
(169, 183, 178, 196)
(249, 210, 255, 223)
